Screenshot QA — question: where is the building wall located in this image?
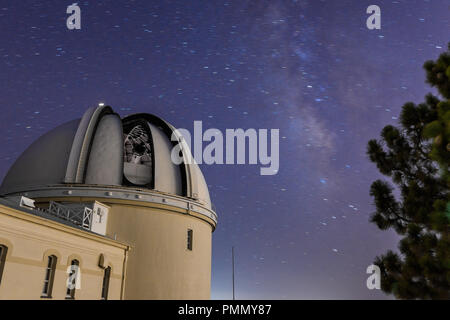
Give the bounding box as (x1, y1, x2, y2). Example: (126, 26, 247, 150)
(105, 202, 213, 300)
(0, 204, 128, 300)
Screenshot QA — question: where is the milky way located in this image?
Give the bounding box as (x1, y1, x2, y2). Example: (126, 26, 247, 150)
(0, 0, 449, 299)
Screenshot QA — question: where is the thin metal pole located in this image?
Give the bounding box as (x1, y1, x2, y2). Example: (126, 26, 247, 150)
(232, 246, 235, 300)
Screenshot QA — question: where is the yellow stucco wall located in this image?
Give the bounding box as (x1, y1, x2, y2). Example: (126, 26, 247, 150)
(33, 195, 216, 300)
(0, 194, 215, 300)
(0, 204, 128, 300)
(106, 203, 213, 300)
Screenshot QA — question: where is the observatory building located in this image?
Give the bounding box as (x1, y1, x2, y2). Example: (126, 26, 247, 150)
(0, 105, 217, 300)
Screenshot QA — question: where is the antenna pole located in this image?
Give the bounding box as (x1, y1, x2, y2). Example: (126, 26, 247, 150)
(232, 246, 235, 300)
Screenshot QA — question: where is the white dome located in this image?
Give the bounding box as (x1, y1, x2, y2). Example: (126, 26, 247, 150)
(0, 105, 212, 210)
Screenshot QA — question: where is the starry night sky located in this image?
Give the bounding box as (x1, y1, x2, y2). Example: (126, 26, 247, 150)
(0, 0, 449, 299)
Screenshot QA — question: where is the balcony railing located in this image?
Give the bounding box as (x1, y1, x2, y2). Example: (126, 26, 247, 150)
(47, 201, 93, 230)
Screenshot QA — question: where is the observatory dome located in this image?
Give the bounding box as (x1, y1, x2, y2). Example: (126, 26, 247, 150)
(0, 105, 212, 210)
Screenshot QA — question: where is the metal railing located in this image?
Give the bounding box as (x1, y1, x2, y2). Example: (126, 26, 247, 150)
(47, 201, 93, 230)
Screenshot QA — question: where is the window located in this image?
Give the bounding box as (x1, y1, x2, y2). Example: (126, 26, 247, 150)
(0, 245, 7, 286)
(66, 259, 79, 299)
(42, 255, 57, 298)
(101, 267, 111, 300)
(187, 229, 193, 251)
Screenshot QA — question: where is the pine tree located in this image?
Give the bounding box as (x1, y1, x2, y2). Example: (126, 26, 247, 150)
(367, 44, 450, 299)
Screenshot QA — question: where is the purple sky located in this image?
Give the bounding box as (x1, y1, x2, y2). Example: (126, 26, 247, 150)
(0, 0, 448, 299)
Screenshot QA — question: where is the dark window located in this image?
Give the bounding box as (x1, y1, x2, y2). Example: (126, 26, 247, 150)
(187, 229, 193, 251)
(101, 267, 111, 300)
(0, 245, 7, 286)
(42, 255, 57, 298)
(66, 259, 79, 299)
